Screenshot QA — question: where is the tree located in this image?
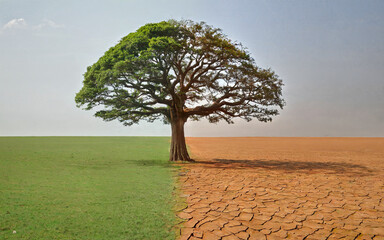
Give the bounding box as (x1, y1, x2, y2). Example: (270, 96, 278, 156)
(75, 20, 285, 162)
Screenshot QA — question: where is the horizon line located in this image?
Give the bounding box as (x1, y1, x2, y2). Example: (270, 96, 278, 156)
(0, 136, 383, 138)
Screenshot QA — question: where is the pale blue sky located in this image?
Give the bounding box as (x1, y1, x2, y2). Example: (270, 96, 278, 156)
(0, 0, 383, 136)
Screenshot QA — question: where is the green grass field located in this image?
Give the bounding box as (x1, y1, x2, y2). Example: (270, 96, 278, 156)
(0, 137, 178, 240)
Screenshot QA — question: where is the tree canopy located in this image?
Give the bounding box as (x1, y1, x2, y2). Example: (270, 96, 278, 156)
(75, 20, 285, 161)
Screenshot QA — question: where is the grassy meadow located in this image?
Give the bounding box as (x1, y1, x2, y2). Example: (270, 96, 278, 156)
(0, 137, 178, 240)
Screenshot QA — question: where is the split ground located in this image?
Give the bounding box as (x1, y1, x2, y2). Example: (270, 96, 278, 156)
(1, 137, 383, 239)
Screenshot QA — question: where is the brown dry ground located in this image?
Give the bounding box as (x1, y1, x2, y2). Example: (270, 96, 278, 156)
(177, 137, 384, 240)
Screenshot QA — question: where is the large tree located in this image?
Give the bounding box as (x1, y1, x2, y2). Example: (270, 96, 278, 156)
(75, 20, 285, 161)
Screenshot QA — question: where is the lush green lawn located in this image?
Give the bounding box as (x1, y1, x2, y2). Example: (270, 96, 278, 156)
(0, 137, 177, 240)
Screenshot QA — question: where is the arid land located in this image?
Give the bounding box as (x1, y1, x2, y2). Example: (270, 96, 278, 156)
(178, 137, 384, 239)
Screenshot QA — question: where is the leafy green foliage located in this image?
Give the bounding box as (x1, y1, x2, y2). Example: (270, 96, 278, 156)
(0, 137, 177, 240)
(75, 20, 284, 126)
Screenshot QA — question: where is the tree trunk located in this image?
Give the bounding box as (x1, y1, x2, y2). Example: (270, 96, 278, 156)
(169, 117, 192, 161)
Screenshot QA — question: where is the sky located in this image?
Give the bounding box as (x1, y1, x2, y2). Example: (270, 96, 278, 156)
(0, 0, 383, 137)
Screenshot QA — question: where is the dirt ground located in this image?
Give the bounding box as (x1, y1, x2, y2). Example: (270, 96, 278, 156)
(177, 137, 384, 240)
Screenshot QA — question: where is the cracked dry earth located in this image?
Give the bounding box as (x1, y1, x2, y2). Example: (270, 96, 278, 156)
(176, 137, 384, 240)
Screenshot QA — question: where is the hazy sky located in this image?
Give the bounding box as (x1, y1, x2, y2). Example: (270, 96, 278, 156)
(1, 0, 383, 137)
